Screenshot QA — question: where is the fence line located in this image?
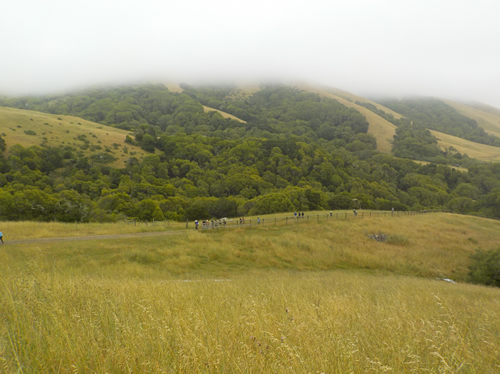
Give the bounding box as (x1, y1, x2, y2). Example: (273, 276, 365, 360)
(192, 210, 435, 231)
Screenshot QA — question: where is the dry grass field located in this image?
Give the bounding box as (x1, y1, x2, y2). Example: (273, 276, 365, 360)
(1, 270, 498, 373)
(2, 212, 498, 280)
(314, 84, 403, 119)
(431, 129, 500, 162)
(202, 106, 246, 123)
(1, 213, 500, 372)
(0, 107, 148, 167)
(163, 83, 183, 93)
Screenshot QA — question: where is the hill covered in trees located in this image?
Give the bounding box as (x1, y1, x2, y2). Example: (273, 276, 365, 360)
(1, 83, 500, 222)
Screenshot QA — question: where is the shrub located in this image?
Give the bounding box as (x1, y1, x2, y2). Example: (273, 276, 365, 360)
(468, 248, 500, 287)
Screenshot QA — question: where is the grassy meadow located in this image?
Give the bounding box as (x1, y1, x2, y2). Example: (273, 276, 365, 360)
(203, 106, 246, 123)
(1, 213, 500, 372)
(0, 106, 148, 167)
(431, 129, 500, 162)
(1, 219, 188, 240)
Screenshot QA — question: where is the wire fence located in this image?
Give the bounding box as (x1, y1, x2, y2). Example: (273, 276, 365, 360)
(192, 210, 434, 231)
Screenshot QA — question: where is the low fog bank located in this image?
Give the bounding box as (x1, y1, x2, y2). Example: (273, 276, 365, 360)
(2, 72, 499, 111)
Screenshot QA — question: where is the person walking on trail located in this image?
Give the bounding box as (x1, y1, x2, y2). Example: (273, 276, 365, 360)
(0, 231, 3, 244)
(195, 220, 199, 230)
(257, 217, 261, 224)
(353, 209, 357, 216)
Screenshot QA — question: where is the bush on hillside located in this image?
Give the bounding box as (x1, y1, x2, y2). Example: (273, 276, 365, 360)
(468, 248, 500, 287)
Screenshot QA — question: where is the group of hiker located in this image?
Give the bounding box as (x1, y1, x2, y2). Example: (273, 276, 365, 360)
(194, 219, 227, 230)
(193, 208, 396, 230)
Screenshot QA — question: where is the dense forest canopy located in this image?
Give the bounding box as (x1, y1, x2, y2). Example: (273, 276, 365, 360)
(0, 84, 500, 222)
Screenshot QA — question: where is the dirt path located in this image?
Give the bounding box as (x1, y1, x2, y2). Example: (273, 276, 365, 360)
(4, 229, 191, 246)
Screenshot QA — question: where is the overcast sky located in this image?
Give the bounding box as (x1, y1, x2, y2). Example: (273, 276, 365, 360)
(1, 0, 499, 107)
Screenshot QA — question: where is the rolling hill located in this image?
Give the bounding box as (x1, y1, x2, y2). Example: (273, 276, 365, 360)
(431, 129, 500, 162)
(164, 82, 500, 161)
(443, 99, 500, 138)
(297, 83, 398, 153)
(0, 106, 149, 167)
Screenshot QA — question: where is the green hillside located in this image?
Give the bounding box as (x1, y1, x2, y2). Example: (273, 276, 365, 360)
(1, 83, 500, 223)
(444, 99, 500, 138)
(0, 106, 149, 167)
(297, 83, 398, 153)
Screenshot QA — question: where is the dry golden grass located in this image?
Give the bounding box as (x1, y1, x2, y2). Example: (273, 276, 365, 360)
(399, 158, 468, 172)
(1, 270, 499, 372)
(298, 84, 397, 153)
(1, 213, 500, 372)
(0, 107, 148, 167)
(431, 129, 500, 162)
(2, 213, 499, 281)
(443, 99, 500, 138)
(0, 210, 361, 240)
(0, 219, 187, 240)
(313, 84, 403, 119)
(164, 83, 183, 93)
(202, 106, 246, 123)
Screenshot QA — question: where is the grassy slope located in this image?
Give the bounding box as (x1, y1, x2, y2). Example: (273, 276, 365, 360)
(298, 84, 398, 153)
(1, 213, 500, 372)
(404, 158, 468, 172)
(2, 212, 498, 281)
(443, 99, 500, 138)
(0, 106, 149, 167)
(317, 84, 403, 119)
(164, 83, 183, 93)
(431, 129, 500, 162)
(202, 105, 246, 122)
